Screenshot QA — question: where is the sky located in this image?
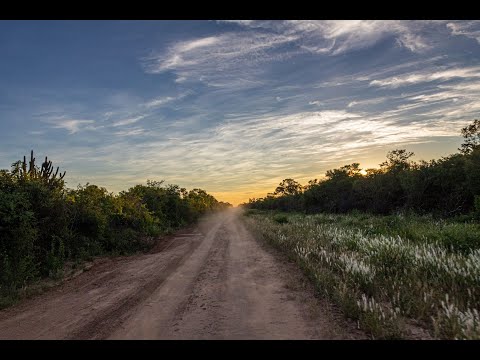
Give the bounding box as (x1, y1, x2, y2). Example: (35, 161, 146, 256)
(1, 20, 480, 205)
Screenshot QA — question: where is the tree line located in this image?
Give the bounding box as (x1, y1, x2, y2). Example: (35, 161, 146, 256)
(0, 151, 231, 300)
(245, 119, 480, 218)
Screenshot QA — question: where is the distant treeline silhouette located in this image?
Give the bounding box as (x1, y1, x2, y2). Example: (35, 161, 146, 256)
(0, 152, 231, 306)
(245, 119, 480, 218)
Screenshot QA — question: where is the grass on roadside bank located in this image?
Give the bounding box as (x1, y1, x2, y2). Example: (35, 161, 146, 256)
(0, 222, 197, 310)
(0, 237, 153, 310)
(243, 210, 480, 339)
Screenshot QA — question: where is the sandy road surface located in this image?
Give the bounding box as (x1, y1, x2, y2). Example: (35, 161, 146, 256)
(0, 209, 364, 339)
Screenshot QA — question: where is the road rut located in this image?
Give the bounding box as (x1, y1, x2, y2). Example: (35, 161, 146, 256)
(0, 209, 364, 339)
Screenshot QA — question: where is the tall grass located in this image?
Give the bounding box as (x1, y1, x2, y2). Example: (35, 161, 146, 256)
(244, 211, 480, 339)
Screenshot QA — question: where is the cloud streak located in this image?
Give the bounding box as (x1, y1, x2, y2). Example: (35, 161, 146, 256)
(369, 66, 480, 88)
(143, 31, 298, 87)
(44, 118, 95, 134)
(220, 20, 439, 55)
(112, 115, 145, 127)
(447, 21, 480, 44)
(140, 21, 456, 91)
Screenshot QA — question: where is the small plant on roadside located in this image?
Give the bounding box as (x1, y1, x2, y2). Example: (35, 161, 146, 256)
(273, 214, 289, 224)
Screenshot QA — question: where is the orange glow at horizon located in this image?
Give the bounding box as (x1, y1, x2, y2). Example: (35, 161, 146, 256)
(210, 189, 273, 207)
(210, 162, 382, 206)
(199, 139, 464, 207)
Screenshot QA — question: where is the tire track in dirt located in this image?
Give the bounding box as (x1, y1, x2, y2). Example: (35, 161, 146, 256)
(66, 238, 201, 339)
(159, 224, 231, 338)
(0, 209, 365, 339)
(0, 213, 225, 339)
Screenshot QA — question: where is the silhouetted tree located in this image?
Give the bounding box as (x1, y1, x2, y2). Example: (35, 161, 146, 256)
(460, 119, 480, 154)
(380, 149, 415, 171)
(274, 178, 303, 196)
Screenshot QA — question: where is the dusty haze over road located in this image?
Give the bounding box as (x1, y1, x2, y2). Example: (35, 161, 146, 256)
(0, 209, 363, 340)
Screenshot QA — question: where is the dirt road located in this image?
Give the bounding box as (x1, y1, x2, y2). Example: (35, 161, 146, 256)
(0, 209, 363, 339)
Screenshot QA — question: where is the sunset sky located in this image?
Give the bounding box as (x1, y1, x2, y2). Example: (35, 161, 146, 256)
(1, 20, 480, 205)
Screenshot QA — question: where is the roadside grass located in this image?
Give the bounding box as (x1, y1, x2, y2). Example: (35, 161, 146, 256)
(0, 258, 97, 310)
(243, 210, 480, 339)
(0, 232, 162, 310)
(273, 214, 289, 224)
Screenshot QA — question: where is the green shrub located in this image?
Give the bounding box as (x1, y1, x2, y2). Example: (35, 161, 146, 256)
(273, 214, 289, 224)
(474, 195, 480, 220)
(0, 181, 38, 291)
(243, 208, 262, 217)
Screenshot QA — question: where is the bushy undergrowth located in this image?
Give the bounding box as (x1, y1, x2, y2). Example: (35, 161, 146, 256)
(273, 214, 289, 224)
(244, 211, 480, 339)
(0, 152, 231, 307)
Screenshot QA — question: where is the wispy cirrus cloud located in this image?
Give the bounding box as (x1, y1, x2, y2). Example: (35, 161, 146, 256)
(44, 118, 95, 134)
(395, 32, 430, 52)
(291, 20, 433, 54)
(111, 115, 145, 127)
(141, 21, 452, 89)
(143, 91, 193, 108)
(221, 20, 438, 55)
(144, 32, 297, 74)
(369, 66, 480, 88)
(143, 31, 297, 87)
(114, 128, 146, 137)
(347, 97, 387, 108)
(144, 96, 175, 108)
(447, 21, 480, 44)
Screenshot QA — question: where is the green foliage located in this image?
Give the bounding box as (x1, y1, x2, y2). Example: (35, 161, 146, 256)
(460, 119, 480, 154)
(243, 208, 262, 217)
(274, 178, 303, 196)
(0, 188, 37, 292)
(0, 151, 230, 308)
(273, 214, 289, 224)
(246, 120, 480, 219)
(380, 149, 415, 172)
(474, 196, 480, 220)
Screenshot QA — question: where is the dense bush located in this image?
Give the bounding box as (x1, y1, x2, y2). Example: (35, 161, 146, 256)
(273, 214, 288, 224)
(0, 153, 231, 304)
(245, 121, 480, 219)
